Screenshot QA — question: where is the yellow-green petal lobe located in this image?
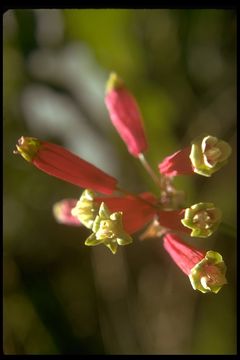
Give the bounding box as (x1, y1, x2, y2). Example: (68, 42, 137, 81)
(106, 72, 124, 93)
(85, 233, 104, 246)
(71, 189, 99, 229)
(106, 241, 118, 254)
(85, 202, 133, 254)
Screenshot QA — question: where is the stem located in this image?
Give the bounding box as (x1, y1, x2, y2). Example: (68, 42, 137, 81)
(138, 153, 162, 190)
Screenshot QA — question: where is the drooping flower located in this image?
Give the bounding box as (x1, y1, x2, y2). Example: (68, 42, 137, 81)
(163, 233, 227, 293)
(158, 202, 222, 238)
(105, 72, 148, 157)
(14, 136, 118, 195)
(159, 134, 232, 177)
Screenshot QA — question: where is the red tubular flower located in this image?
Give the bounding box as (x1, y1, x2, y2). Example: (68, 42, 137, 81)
(15, 137, 118, 195)
(158, 202, 222, 238)
(159, 135, 232, 177)
(105, 72, 148, 157)
(163, 233, 227, 293)
(53, 192, 157, 234)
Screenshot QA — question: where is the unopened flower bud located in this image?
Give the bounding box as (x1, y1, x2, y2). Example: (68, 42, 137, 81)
(105, 72, 148, 157)
(53, 199, 80, 226)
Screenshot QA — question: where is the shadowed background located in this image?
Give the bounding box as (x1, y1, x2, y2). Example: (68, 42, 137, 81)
(3, 9, 236, 355)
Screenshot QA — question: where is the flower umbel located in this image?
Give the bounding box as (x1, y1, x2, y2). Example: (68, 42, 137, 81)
(14, 72, 233, 293)
(163, 233, 227, 293)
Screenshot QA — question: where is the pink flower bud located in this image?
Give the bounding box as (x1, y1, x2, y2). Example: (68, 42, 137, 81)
(53, 199, 81, 226)
(14, 136, 118, 195)
(105, 73, 148, 157)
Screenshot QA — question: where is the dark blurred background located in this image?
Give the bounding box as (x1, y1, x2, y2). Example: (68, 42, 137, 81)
(3, 9, 236, 354)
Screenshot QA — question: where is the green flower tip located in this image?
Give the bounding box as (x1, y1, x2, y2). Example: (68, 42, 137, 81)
(85, 202, 133, 254)
(189, 134, 232, 177)
(106, 72, 124, 93)
(181, 202, 222, 238)
(189, 251, 227, 293)
(71, 189, 99, 229)
(14, 136, 41, 162)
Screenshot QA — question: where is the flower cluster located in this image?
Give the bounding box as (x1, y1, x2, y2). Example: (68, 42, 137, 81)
(14, 72, 231, 293)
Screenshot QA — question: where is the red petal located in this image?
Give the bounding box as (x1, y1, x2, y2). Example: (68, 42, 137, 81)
(158, 209, 191, 234)
(159, 146, 193, 177)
